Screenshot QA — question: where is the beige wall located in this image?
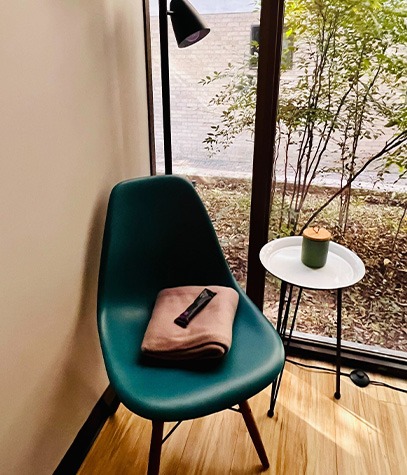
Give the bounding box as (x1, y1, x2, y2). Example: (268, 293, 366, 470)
(0, 1, 150, 473)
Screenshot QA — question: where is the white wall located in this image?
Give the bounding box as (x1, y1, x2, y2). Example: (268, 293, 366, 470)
(0, 1, 150, 473)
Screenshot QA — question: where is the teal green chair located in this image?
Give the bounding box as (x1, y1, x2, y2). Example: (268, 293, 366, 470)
(97, 175, 284, 474)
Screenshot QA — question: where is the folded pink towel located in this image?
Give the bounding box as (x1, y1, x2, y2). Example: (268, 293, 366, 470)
(141, 286, 239, 360)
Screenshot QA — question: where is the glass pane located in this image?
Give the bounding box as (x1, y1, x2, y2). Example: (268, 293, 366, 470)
(149, 0, 260, 286)
(262, 0, 407, 354)
(148, 0, 407, 357)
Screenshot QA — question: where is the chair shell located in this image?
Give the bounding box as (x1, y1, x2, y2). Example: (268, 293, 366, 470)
(97, 176, 284, 473)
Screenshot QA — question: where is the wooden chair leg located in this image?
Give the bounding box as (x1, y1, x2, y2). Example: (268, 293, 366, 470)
(148, 421, 164, 475)
(102, 385, 120, 416)
(239, 400, 270, 469)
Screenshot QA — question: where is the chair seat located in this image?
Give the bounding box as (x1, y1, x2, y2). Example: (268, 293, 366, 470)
(100, 288, 284, 422)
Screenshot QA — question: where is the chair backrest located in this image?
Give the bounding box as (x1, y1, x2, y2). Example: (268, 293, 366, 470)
(98, 176, 237, 319)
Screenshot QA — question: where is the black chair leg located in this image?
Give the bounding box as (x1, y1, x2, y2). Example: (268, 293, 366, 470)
(148, 421, 164, 475)
(239, 400, 270, 469)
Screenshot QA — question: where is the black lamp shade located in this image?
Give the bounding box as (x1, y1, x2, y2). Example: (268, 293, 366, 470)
(169, 0, 210, 48)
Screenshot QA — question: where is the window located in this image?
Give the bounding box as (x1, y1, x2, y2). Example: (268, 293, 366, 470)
(250, 25, 293, 70)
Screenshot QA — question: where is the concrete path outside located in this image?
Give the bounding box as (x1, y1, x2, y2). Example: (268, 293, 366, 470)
(155, 154, 406, 192)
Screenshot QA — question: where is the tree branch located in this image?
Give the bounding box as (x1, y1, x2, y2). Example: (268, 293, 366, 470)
(298, 131, 407, 234)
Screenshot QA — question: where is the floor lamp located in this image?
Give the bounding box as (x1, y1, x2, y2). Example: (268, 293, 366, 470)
(159, 0, 210, 175)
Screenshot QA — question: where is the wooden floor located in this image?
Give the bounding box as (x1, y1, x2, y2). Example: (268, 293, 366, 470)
(78, 360, 407, 475)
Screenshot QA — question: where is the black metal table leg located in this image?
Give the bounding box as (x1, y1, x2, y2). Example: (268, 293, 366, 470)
(269, 281, 344, 413)
(268, 281, 288, 417)
(334, 288, 342, 399)
(268, 282, 303, 417)
(275, 280, 288, 334)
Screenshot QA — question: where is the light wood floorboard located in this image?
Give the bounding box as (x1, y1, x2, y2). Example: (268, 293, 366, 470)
(78, 360, 407, 475)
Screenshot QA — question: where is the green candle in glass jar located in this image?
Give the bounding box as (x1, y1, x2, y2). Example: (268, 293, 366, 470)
(301, 227, 332, 268)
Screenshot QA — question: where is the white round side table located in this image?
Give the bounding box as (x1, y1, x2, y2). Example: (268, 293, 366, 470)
(260, 236, 365, 416)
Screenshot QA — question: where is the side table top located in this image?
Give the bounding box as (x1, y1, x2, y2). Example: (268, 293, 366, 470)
(260, 236, 365, 290)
